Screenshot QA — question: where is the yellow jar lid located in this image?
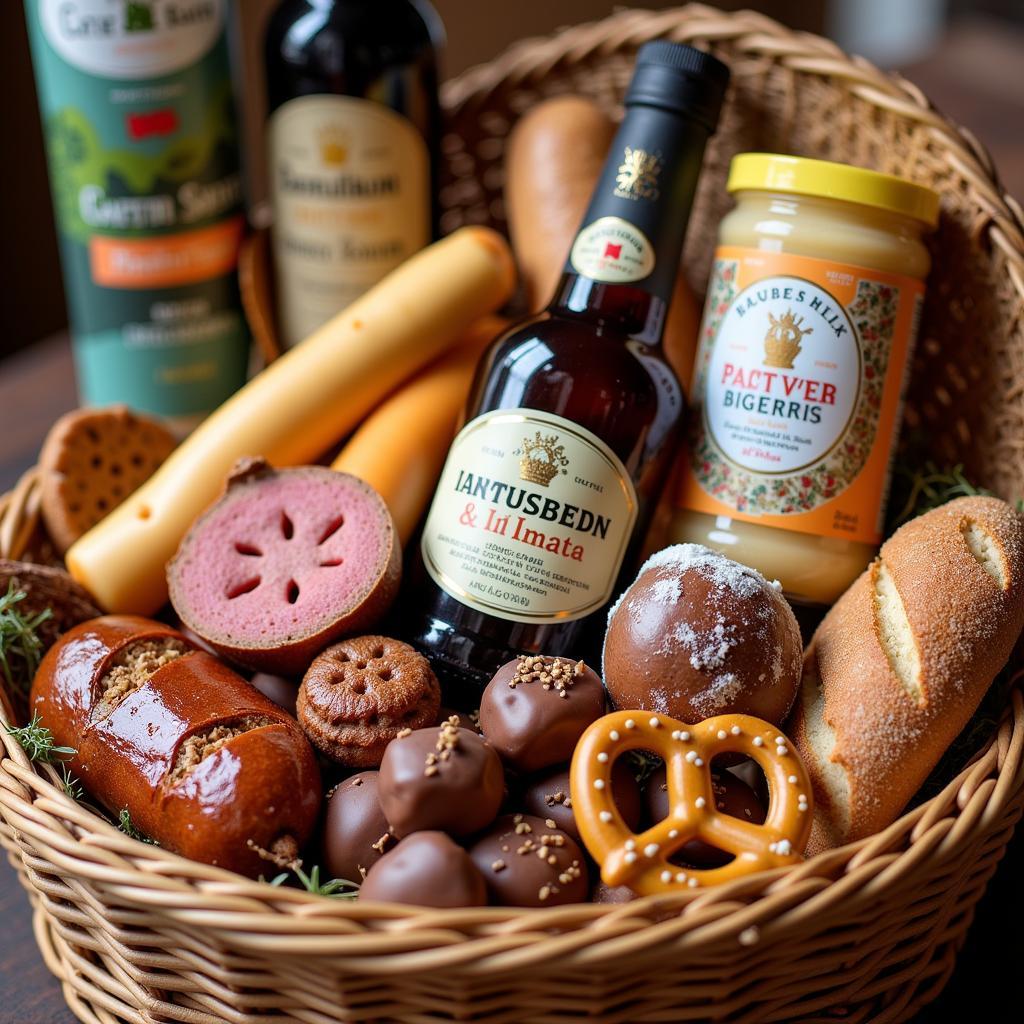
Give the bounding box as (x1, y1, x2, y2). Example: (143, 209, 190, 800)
(728, 153, 940, 228)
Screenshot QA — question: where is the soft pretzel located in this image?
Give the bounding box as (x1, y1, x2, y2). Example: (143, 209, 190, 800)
(570, 710, 812, 893)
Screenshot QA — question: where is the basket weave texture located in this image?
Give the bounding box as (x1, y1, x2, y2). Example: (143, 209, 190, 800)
(4, 6, 1024, 1023)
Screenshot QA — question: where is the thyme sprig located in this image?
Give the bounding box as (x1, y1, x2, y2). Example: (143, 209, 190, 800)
(59, 763, 84, 802)
(3, 713, 76, 764)
(0, 582, 53, 699)
(118, 808, 158, 845)
(263, 864, 360, 899)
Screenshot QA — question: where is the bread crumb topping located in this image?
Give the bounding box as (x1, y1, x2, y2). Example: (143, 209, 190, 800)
(96, 638, 188, 715)
(168, 717, 271, 785)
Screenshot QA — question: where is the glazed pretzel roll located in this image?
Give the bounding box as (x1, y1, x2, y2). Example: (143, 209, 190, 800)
(791, 496, 1024, 851)
(31, 616, 322, 876)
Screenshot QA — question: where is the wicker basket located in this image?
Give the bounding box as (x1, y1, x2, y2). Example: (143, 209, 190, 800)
(4, 6, 1024, 1022)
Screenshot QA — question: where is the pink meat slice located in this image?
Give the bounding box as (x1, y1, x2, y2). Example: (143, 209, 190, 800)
(173, 471, 391, 646)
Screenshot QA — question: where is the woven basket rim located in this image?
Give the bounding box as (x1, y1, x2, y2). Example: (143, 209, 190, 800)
(3, 1, 1024, 965)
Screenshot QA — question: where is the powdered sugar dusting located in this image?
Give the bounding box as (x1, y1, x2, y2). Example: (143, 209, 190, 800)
(641, 544, 768, 601)
(691, 672, 746, 717)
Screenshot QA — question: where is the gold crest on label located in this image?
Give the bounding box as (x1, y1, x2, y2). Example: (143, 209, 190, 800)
(519, 432, 569, 486)
(318, 124, 349, 166)
(614, 147, 662, 201)
(763, 309, 813, 369)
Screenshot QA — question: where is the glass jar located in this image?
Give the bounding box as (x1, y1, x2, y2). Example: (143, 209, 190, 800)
(671, 153, 938, 604)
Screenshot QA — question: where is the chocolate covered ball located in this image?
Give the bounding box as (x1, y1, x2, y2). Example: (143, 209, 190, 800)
(468, 813, 589, 908)
(322, 771, 394, 882)
(479, 655, 606, 773)
(377, 718, 504, 838)
(438, 706, 480, 732)
(359, 832, 487, 908)
(603, 545, 802, 726)
(644, 764, 766, 867)
(521, 761, 642, 843)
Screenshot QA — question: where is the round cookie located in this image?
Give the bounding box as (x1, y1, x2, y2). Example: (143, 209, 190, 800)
(377, 718, 505, 838)
(322, 771, 395, 882)
(359, 832, 487, 908)
(468, 813, 589, 908)
(603, 545, 802, 726)
(479, 655, 606, 773)
(521, 761, 642, 843)
(644, 764, 766, 867)
(39, 405, 176, 554)
(298, 637, 441, 767)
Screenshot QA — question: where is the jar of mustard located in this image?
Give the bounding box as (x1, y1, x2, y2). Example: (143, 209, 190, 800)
(672, 153, 939, 605)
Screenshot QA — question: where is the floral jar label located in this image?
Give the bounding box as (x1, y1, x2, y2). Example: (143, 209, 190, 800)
(676, 246, 925, 545)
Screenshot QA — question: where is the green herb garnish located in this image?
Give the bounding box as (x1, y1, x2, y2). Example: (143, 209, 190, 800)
(59, 763, 84, 802)
(887, 461, 991, 531)
(3, 713, 76, 764)
(0, 582, 53, 700)
(261, 863, 359, 899)
(118, 808, 158, 845)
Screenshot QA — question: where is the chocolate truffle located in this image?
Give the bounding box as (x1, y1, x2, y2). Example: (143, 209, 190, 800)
(479, 655, 606, 773)
(521, 761, 642, 842)
(644, 764, 766, 867)
(359, 832, 487, 908)
(322, 771, 395, 882)
(438, 706, 480, 732)
(249, 673, 299, 717)
(377, 718, 505, 838)
(603, 545, 802, 726)
(298, 636, 441, 767)
(468, 813, 589, 908)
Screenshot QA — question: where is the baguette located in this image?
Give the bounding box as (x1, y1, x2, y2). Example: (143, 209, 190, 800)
(31, 615, 322, 876)
(790, 496, 1024, 851)
(66, 227, 515, 614)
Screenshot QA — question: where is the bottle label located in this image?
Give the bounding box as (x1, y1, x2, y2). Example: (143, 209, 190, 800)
(39, 0, 223, 79)
(26, 0, 248, 419)
(269, 94, 430, 348)
(421, 409, 639, 624)
(570, 216, 656, 284)
(676, 246, 925, 544)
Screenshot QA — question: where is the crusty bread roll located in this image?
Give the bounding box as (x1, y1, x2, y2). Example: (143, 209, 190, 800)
(791, 496, 1024, 851)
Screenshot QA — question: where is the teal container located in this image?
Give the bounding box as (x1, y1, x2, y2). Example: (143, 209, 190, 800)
(24, 0, 249, 430)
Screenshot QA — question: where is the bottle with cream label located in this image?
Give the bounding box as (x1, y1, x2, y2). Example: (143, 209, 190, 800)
(407, 42, 730, 703)
(24, 0, 249, 431)
(265, 0, 442, 349)
(672, 154, 938, 604)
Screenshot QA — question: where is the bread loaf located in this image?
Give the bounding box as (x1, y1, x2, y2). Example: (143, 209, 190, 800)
(790, 496, 1024, 850)
(31, 616, 322, 876)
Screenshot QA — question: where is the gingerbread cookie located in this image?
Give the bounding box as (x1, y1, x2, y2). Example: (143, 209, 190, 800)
(297, 636, 441, 767)
(39, 405, 176, 554)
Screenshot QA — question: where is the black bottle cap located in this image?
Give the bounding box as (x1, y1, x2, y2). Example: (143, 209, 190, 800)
(624, 40, 730, 134)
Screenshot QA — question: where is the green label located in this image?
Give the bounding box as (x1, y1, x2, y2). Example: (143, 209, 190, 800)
(26, 0, 248, 419)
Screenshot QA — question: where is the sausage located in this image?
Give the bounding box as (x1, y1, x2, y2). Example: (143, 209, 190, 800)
(505, 95, 701, 381)
(30, 615, 321, 877)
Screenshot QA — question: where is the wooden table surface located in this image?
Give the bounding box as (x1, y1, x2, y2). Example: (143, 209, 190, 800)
(3, 16, 1024, 1024)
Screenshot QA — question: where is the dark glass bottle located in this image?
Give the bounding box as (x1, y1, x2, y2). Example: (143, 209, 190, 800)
(264, 0, 443, 348)
(407, 42, 730, 706)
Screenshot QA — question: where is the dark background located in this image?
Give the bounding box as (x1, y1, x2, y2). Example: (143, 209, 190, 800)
(2, 1, 1024, 1022)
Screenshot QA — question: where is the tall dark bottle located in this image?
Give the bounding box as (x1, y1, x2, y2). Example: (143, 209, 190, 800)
(265, 0, 443, 348)
(408, 42, 730, 703)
